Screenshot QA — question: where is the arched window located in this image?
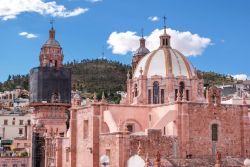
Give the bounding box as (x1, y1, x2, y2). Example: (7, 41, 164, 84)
(186, 90, 189, 101)
(134, 84, 138, 97)
(179, 82, 185, 100)
(211, 124, 218, 141)
(153, 81, 159, 104)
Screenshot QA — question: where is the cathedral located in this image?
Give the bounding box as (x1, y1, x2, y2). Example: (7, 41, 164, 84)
(29, 24, 250, 167)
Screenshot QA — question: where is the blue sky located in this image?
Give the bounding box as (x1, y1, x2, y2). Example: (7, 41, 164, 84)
(0, 0, 249, 82)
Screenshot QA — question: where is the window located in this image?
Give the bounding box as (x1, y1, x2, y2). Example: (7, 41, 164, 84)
(163, 127, 166, 135)
(19, 120, 24, 125)
(13, 164, 17, 167)
(153, 81, 159, 104)
(161, 89, 164, 104)
(27, 120, 31, 125)
(186, 90, 189, 101)
(2, 164, 7, 167)
(83, 120, 89, 139)
(12, 117, 15, 125)
(175, 89, 178, 101)
(212, 124, 218, 141)
(19, 128, 23, 135)
(17, 143, 20, 148)
(21, 164, 26, 167)
(179, 82, 185, 100)
(126, 124, 134, 132)
(148, 89, 151, 104)
(66, 149, 70, 162)
(4, 120, 8, 125)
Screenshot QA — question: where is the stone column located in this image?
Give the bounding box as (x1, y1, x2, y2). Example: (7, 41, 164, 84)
(55, 137, 63, 167)
(70, 109, 77, 167)
(92, 115, 100, 167)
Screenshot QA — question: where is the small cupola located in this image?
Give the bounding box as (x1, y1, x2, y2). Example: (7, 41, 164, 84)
(159, 16, 171, 48)
(49, 27, 55, 39)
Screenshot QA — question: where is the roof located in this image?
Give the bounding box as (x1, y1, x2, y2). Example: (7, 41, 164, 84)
(133, 47, 196, 79)
(43, 39, 61, 47)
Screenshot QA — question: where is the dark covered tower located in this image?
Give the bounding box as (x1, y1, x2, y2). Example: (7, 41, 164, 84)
(30, 25, 71, 167)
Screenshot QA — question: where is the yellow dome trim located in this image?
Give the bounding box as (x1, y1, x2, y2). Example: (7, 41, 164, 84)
(163, 48, 169, 77)
(166, 48, 173, 75)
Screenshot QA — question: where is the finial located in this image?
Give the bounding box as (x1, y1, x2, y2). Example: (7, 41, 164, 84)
(141, 28, 144, 38)
(50, 18, 55, 29)
(163, 16, 167, 34)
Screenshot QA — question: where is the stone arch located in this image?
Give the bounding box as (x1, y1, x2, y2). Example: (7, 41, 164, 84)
(102, 122, 110, 133)
(123, 119, 143, 132)
(164, 121, 177, 136)
(127, 155, 145, 167)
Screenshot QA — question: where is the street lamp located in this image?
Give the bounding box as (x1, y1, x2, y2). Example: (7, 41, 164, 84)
(100, 154, 109, 167)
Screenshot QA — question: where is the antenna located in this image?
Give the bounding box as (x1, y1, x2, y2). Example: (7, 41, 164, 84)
(101, 46, 105, 59)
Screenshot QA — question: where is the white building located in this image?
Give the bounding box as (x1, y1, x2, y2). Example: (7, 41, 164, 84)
(0, 110, 31, 139)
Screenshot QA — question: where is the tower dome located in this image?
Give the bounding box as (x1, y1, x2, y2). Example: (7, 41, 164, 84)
(39, 27, 64, 68)
(133, 47, 196, 79)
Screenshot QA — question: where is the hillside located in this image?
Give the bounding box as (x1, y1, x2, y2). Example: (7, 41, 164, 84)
(0, 59, 237, 100)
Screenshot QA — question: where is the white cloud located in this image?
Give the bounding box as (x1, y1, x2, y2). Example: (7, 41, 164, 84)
(19, 32, 38, 39)
(0, 0, 88, 21)
(107, 28, 211, 56)
(232, 74, 248, 81)
(148, 16, 159, 22)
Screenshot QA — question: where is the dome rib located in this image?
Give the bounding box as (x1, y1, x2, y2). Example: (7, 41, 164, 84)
(163, 48, 169, 77)
(175, 50, 193, 78)
(143, 49, 159, 77)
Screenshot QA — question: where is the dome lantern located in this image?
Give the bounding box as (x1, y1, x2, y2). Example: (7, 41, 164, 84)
(159, 16, 171, 48)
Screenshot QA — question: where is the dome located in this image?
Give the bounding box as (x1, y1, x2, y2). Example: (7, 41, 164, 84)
(244, 159, 250, 166)
(43, 39, 61, 47)
(133, 47, 196, 79)
(134, 47, 150, 56)
(42, 27, 61, 48)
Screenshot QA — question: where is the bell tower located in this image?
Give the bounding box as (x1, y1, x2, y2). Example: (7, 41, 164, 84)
(132, 29, 150, 73)
(30, 23, 71, 167)
(39, 25, 63, 68)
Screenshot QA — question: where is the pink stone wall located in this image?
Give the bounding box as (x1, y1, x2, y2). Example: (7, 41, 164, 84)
(184, 103, 250, 158)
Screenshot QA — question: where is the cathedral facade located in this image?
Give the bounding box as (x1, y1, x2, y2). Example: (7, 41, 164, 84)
(30, 25, 250, 167)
